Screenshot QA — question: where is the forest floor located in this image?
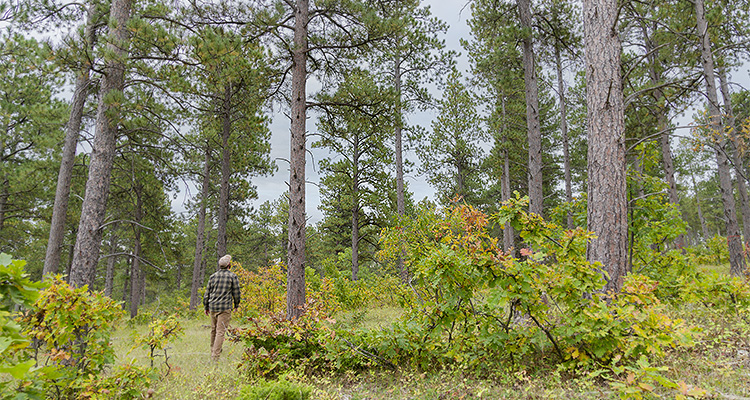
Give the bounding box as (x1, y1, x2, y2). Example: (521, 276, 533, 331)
(113, 264, 750, 400)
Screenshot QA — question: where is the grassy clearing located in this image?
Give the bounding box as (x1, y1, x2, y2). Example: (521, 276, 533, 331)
(111, 309, 750, 400)
(112, 265, 750, 399)
(113, 316, 248, 399)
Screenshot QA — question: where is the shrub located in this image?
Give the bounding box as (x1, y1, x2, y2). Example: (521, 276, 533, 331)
(679, 271, 750, 311)
(234, 261, 287, 319)
(236, 376, 312, 400)
(19, 276, 143, 399)
(376, 196, 696, 374)
(0, 253, 46, 399)
(232, 300, 338, 378)
(131, 315, 184, 371)
(77, 361, 155, 400)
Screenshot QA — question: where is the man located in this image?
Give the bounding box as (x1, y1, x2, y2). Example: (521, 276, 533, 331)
(203, 254, 241, 361)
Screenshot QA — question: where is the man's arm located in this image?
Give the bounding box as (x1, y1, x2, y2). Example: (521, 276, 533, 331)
(203, 276, 212, 315)
(232, 275, 241, 310)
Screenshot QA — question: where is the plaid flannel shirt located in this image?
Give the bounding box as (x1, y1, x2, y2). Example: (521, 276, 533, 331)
(203, 269, 241, 313)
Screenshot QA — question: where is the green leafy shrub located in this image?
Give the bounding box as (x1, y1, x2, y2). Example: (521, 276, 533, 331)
(131, 315, 184, 371)
(18, 276, 145, 399)
(702, 235, 730, 265)
(232, 300, 339, 378)
(0, 253, 46, 399)
(236, 376, 312, 400)
(77, 361, 155, 400)
(679, 271, 750, 311)
(376, 197, 696, 375)
(626, 173, 694, 301)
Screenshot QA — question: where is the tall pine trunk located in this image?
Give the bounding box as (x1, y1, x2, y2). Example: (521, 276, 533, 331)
(718, 67, 750, 254)
(517, 0, 543, 216)
(104, 227, 118, 297)
(554, 46, 573, 229)
(500, 95, 515, 252)
(694, 0, 746, 276)
(691, 171, 710, 241)
(641, 19, 683, 249)
(129, 184, 144, 318)
(189, 143, 211, 310)
(217, 83, 232, 257)
(69, 0, 133, 288)
(352, 132, 360, 281)
(0, 180, 7, 232)
(44, 4, 98, 276)
(287, 0, 309, 320)
(394, 51, 408, 283)
(584, 0, 628, 292)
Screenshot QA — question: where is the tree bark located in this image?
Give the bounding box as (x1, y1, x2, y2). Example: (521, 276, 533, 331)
(640, 19, 683, 249)
(394, 51, 408, 283)
(0, 179, 7, 233)
(65, 234, 75, 283)
(517, 0, 543, 216)
(694, 0, 746, 276)
(691, 171, 710, 241)
(44, 4, 98, 277)
(718, 67, 750, 255)
(189, 143, 211, 311)
(554, 46, 573, 229)
(175, 263, 182, 290)
(217, 83, 232, 258)
(121, 265, 129, 308)
(500, 95, 515, 252)
(287, 0, 308, 320)
(129, 183, 144, 318)
(583, 0, 628, 292)
(352, 131, 360, 281)
(104, 228, 119, 297)
(69, 0, 133, 288)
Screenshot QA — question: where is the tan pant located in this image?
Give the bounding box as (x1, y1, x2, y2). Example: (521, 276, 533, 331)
(210, 310, 232, 361)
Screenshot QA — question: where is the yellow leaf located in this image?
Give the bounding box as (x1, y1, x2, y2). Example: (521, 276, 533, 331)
(638, 382, 653, 392)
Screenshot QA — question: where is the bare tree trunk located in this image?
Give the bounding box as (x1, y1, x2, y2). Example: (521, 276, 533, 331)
(394, 51, 405, 219)
(640, 19, 683, 249)
(287, 0, 308, 320)
(65, 235, 75, 283)
(352, 133, 360, 281)
(0, 179, 7, 233)
(500, 96, 515, 252)
(128, 247, 142, 318)
(584, 0, 628, 292)
(175, 264, 182, 290)
(691, 171, 710, 241)
(718, 67, 750, 254)
(129, 184, 144, 318)
(121, 266, 129, 308)
(104, 228, 119, 297)
(352, 201, 359, 281)
(190, 143, 211, 310)
(555, 46, 573, 229)
(695, 0, 746, 276)
(69, 0, 133, 288)
(394, 51, 408, 283)
(217, 84, 231, 257)
(44, 4, 98, 277)
(517, 0, 543, 216)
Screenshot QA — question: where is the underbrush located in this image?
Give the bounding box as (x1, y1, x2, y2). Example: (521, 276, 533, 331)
(2, 192, 750, 399)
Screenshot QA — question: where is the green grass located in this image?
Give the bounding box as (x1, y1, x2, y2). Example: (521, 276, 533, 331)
(113, 316, 248, 399)
(112, 268, 750, 400)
